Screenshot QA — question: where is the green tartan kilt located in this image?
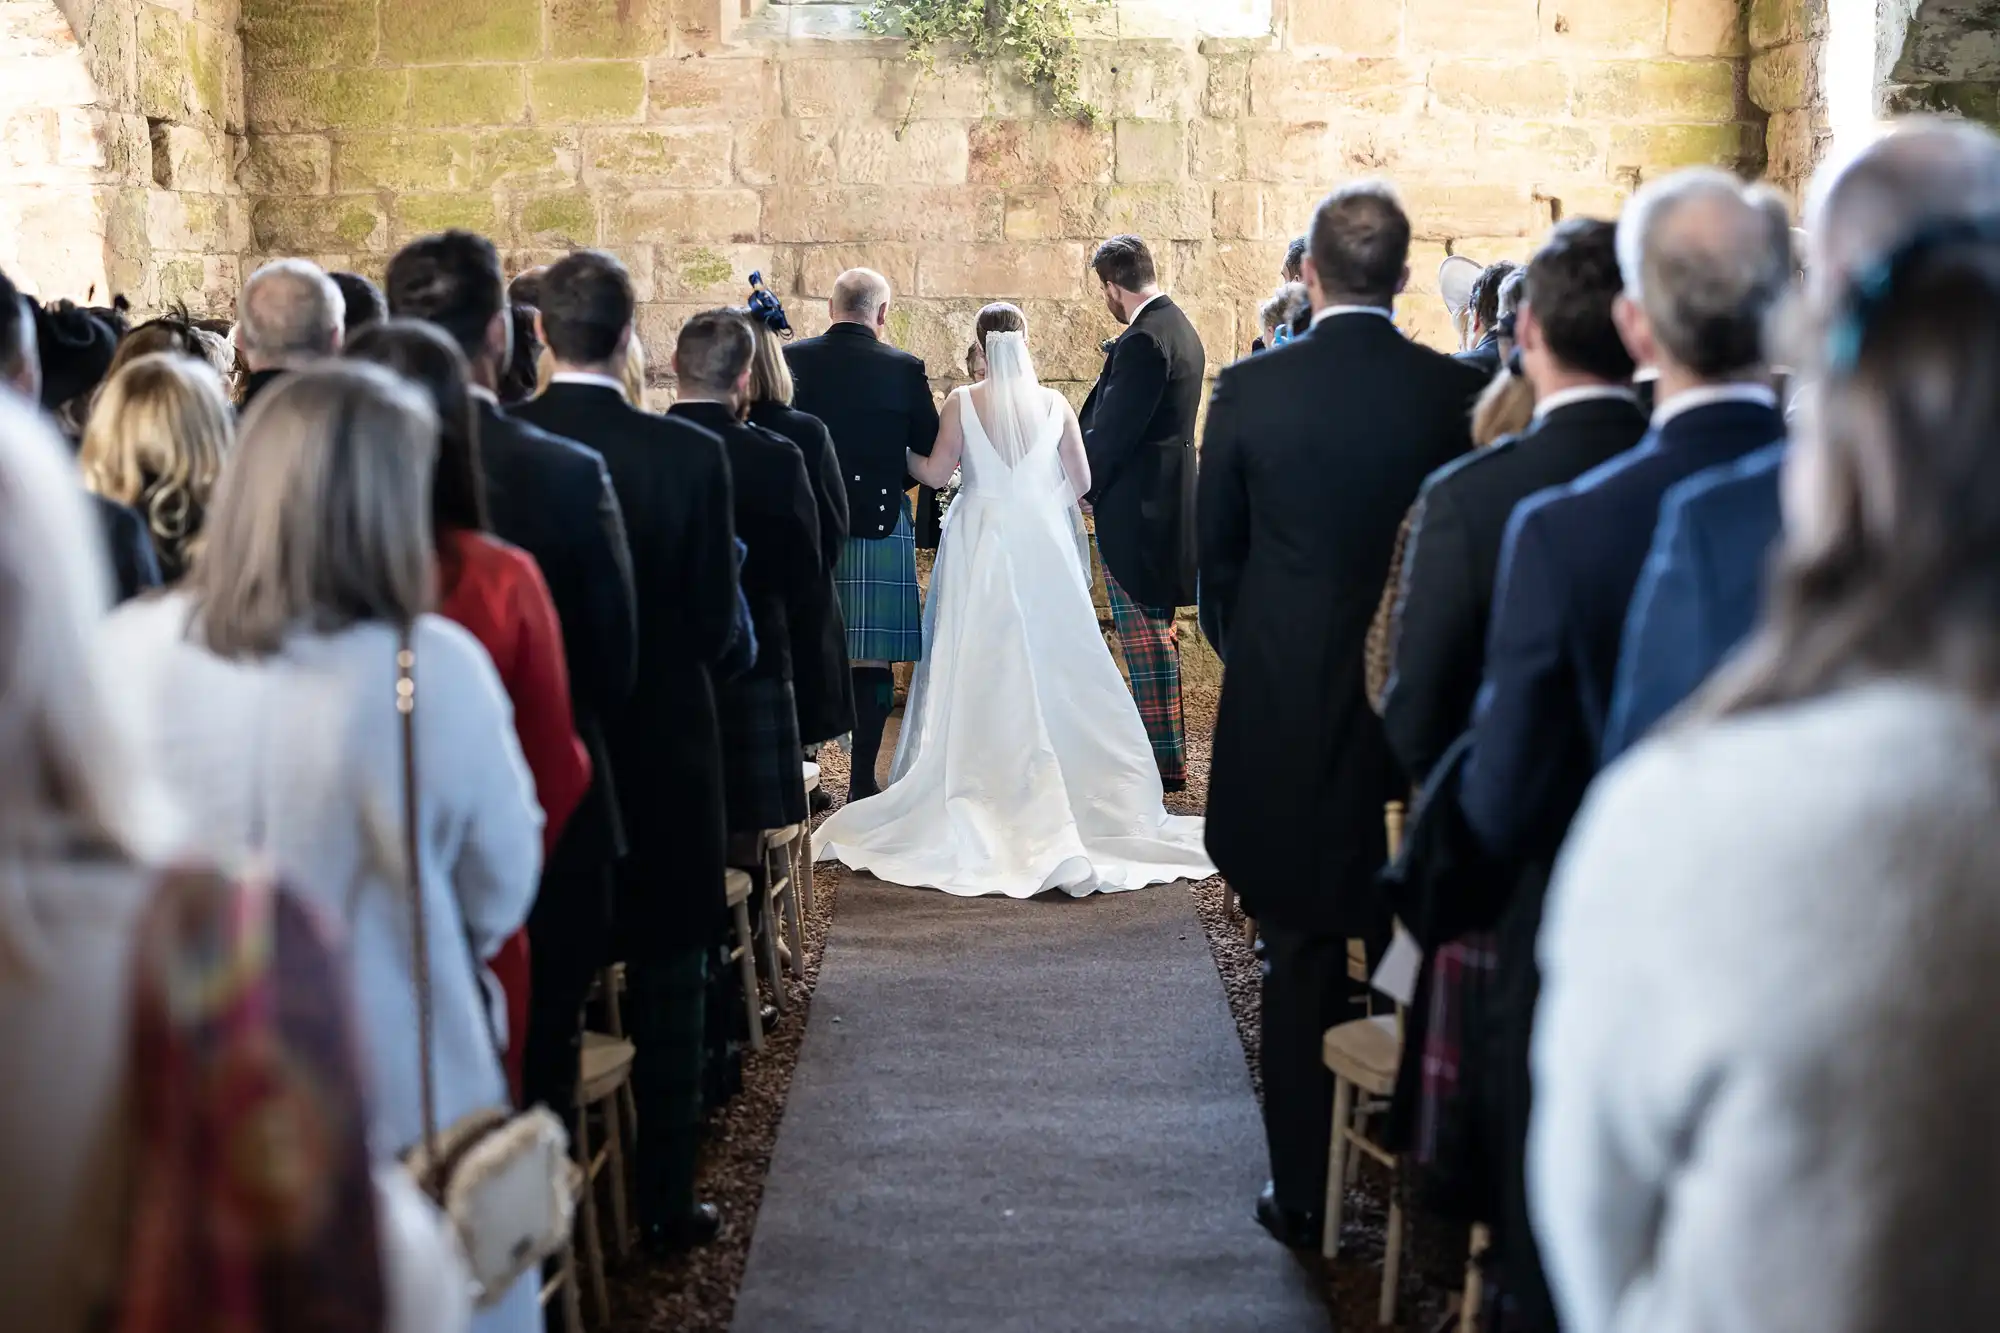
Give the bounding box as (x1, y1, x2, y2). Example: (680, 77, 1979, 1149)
(834, 508, 923, 664)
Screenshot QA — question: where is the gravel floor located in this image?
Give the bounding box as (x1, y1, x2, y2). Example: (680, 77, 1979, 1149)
(605, 669, 1461, 1332)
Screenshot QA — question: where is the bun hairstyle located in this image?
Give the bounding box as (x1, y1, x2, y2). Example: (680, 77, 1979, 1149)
(975, 302, 1026, 349)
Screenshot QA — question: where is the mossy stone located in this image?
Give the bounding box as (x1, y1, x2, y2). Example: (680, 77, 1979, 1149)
(244, 136, 332, 197)
(334, 134, 476, 193)
(249, 69, 408, 134)
(549, 0, 671, 59)
(517, 192, 598, 245)
(1577, 60, 1740, 121)
(254, 196, 387, 253)
(412, 68, 530, 128)
(1611, 122, 1759, 172)
(470, 130, 580, 188)
(395, 192, 502, 242)
(242, 0, 378, 70)
(678, 247, 735, 290)
(382, 0, 543, 63)
(531, 63, 648, 123)
(137, 8, 188, 121)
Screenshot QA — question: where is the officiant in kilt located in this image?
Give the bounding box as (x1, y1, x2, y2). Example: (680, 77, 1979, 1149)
(786, 268, 941, 801)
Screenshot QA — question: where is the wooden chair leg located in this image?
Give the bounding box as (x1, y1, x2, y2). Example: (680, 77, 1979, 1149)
(1379, 1169, 1404, 1325)
(732, 899, 765, 1052)
(756, 882, 787, 1014)
(604, 1094, 631, 1261)
(799, 825, 816, 916)
(559, 1241, 584, 1333)
(1322, 1074, 1353, 1258)
(1243, 914, 1257, 947)
(573, 1109, 610, 1326)
(1460, 1224, 1489, 1333)
(779, 842, 806, 974)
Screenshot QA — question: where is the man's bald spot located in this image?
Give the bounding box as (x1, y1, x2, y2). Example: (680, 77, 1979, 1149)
(831, 268, 891, 323)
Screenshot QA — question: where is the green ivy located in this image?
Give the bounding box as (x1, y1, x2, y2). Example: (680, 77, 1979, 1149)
(863, 0, 1110, 127)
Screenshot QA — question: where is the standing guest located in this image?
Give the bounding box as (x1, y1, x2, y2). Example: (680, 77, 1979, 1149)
(100, 307, 231, 387)
(102, 363, 544, 1333)
(346, 318, 592, 1103)
(1199, 180, 1486, 1247)
(785, 268, 940, 801)
(499, 302, 542, 405)
(1535, 222, 2000, 1333)
(1282, 235, 1308, 284)
(332, 271, 388, 333)
(384, 230, 637, 1125)
(514, 250, 740, 1253)
(1456, 260, 1520, 374)
(1080, 234, 1206, 791)
(79, 353, 236, 584)
(235, 259, 346, 409)
(670, 311, 823, 840)
(1251, 282, 1310, 355)
(1603, 119, 2000, 764)
(744, 293, 855, 757)
(1458, 168, 1791, 1330)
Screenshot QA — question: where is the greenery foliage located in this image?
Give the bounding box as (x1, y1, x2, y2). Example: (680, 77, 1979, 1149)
(864, 0, 1110, 125)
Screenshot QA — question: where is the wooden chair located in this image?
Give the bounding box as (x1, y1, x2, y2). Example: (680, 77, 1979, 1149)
(725, 867, 764, 1053)
(799, 761, 821, 915)
(537, 1209, 586, 1333)
(573, 1024, 636, 1325)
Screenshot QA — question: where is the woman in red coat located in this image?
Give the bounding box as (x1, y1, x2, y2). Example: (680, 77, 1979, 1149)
(347, 319, 590, 1102)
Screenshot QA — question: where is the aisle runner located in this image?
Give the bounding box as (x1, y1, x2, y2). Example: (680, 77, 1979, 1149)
(731, 874, 1330, 1332)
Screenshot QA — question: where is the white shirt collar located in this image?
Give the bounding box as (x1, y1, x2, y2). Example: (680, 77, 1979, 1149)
(468, 383, 499, 406)
(1651, 382, 1779, 429)
(1311, 304, 1395, 327)
(1129, 291, 1168, 323)
(550, 371, 628, 396)
(1532, 384, 1639, 423)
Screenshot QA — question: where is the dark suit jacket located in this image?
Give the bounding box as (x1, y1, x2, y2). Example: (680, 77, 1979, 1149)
(1081, 295, 1205, 609)
(1382, 393, 1648, 786)
(1602, 440, 1785, 764)
(668, 402, 822, 687)
(749, 399, 854, 742)
(239, 367, 288, 412)
(474, 396, 637, 876)
(1461, 395, 1786, 865)
(784, 323, 939, 541)
(514, 383, 739, 946)
(1454, 333, 1502, 379)
(93, 494, 161, 603)
(1198, 312, 1486, 933)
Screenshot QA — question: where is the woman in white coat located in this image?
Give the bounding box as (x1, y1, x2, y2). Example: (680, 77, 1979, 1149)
(103, 363, 545, 1333)
(1532, 226, 2000, 1331)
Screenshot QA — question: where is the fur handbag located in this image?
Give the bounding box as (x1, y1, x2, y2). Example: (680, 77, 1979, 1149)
(393, 630, 580, 1307)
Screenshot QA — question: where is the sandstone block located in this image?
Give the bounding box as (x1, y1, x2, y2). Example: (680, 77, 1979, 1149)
(761, 186, 999, 242)
(1203, 55, 1251, 120)
(1250, 57, 1426, 119)
(1016, 298, 1123, 379)
(837, 120, 970, 186)
(240, 0, 376, 70)
(1003, 190, 1061, 241)
(57, 109, 152, 187)
(551, 0, 672, 58)
(1407, 0, 1539, 52)
(383, 0, 541, 63)
(1540, 0, 1668, 53)
(154, 123, 227, 193)
(1115, 120, 1185, 183)
(968, 119, 1112, 187)
(1477, 121, 1605, 176)
(735, 119, 839, 187)
(1574, 60, 1740, 122)
(1237, 121, 1335, 185)
(412, 67, 529, 128)
(470, 131, 582, 189)
(916, 242, 1090, 298)
(393, 192, 502, 245)
(1210, 182, 1323, 239)
(1748, 42, 1817, 113)
(253, 196, 386, 253)
(1093, 184, 1213, 242)
(1429, 59, 1573, 118)
(511, 191, 599, 247)
(531, 63, 648, 124)
(1541, 182, 1635, 222)
(333, 133, 475, 193)
(1178, 298, 1237, 368)
(1763, 106, 1824, 188)
(1288, 0, 1401, 53)
(137, 7, 191, 122)
(248, 69, 407, 134)
(783, 58, 887, 118)
(881, 58, 1002, 120)
(1171, 238, 1290, 297)
(155, 251, 241, 317)
(649, 57, 780, 124)
(586, 127, 733, 186)
(1401, 241, 1454, 296)
(1747, 0, 1804, 50)
(1668, 0, 1748, 56)
(1396, 182, 1541, 240)
(635, 301, 718, 369)
(796, 244, 919, 298)
(1079, 48, 1199, 120)
(147, 189, 233, 252)
(1610, 121, 1761, 173)
(188, 18, 234, 129)
(612, 188, 761, 243)
(1397, 301, 1458, 352)
(656, 244, 782, 300)
(1189, 119, 1241, 181)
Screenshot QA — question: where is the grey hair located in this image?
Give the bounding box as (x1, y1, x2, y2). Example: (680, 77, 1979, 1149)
(831, 268, 891, 322)
(1616, 167, 1793, 378)
(237, 258, 346, 366)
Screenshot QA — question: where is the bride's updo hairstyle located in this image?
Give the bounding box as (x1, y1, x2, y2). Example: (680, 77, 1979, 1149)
(975, 303, 1026, 348)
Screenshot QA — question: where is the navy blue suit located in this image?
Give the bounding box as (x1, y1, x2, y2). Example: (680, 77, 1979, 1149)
(1601, 441, 1786, 764)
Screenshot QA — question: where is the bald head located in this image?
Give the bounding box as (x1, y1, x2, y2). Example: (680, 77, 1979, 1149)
(1805, 118, 2000, 303)
(830, 268, 891, 331)
(1616, 168, 1793, 380)
(237, 259, 344, 372)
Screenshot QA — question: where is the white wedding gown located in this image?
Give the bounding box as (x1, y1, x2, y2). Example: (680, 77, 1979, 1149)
(816, 362, 1215, 899)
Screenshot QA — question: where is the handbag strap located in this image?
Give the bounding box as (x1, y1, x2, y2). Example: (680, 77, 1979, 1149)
(397, 628, 443, 1186)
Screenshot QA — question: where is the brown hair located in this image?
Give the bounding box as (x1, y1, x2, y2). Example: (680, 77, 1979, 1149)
(975, 302, 1026, 349)
(1309, 180, 1411, 306)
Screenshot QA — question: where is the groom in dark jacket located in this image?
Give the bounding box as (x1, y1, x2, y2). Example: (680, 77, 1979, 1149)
(1081, 235, 1205, 790)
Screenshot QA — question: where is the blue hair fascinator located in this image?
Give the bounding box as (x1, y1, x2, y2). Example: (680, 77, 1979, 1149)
(746, 271, 791, 338)
(1826, 217, 2000, 374)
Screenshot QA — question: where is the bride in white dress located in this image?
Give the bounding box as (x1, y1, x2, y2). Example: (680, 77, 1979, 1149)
(816, 304, 1215, 898)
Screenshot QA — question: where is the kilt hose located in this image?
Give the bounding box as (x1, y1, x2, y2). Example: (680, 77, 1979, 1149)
(834, 507, 923, 665)
(1105, 563, 1187, 787)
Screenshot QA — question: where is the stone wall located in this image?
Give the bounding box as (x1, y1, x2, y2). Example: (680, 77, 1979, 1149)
(1747, 0, 1827, 202)
(235, 0, 1765, 401)
(1, 0, 245, 312)
(1881, 0, 2000, 129)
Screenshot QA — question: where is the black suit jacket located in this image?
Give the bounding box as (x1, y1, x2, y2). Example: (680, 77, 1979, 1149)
(1454, 333, 1502, 379)
(239, 367, 288, 412)
(784, 323, 939, 541)
(1198, 312, 1486, 933)
(749, 400, 855, 741)
(669, 402, 823, 687)
(514, 383, 740, 945)
(93, 494, 161, 603)
(474, 396, 637, 876)
(1381, 393, 1648, 786)
(1081, 295, 1204, 609)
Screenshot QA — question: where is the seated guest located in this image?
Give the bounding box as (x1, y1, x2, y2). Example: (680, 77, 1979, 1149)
(1534, 219, 2000, 1333)
(102, 363, 544, 1332)
(346, 318, 592, 1103)
(514, 250, 741, 1253)
(671, 311, 823, 841)
(332, 270, 388, 333)
(499, 302, 542, 405)
(1457, 169, 1792, 1329)
(1603, 119, 2000, 763)
(384, 230, 638, 1123)
(1455, 259, 1519, 374)
(235, 259, 346, 409)
(79, 353, 235, 583)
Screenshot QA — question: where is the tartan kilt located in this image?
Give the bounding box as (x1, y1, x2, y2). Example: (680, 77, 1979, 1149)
(718, 675, 806, 833)
(834, 508, 923, 664)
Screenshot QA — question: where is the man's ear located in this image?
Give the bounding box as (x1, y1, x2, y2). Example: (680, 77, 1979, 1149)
(1612, 292, 1654, 370)
(486, 307, 510, 365)
(1516, 299, 1543, 354)
(534, 310, 549, 348)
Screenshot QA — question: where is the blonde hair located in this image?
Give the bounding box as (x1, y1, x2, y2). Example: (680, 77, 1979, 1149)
(623, 334, 646, 408)
(746, 321, 794, 406)
(80, 353, 235, 580)
(189, 363, 437, 658)
(1471, 367, 1536, 447)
